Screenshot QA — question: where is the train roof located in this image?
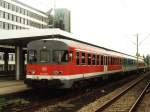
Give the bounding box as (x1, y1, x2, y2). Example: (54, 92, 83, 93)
(42, 37, 141, 60)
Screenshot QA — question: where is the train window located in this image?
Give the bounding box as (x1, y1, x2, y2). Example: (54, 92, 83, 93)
(97, 55, 99, 65)
(116, 58, 118, 64)
(28, 50, 37, 63)
(121, 58, 122, 64)
(113, 57, 114, 65)
(76, 52, 80, 65)
(88, 53, 91, 65)
(101, 55, 103, 65)
(105, 56, 108, 65)
(99, 55, 101, 65)
(92, 54, 96, 65)
(107, 56, 109, 65)
(115, 57, 117, 64)
(110, 57, 112, 65)
(123, 58, 126, 65)
(81, 52, 86, 65)
(117, 58, 118, 64)
(108, 56, 110, 65)
(40, 49, 49, 62)
(69, 51, 73, 61)
(111, 57, 113, 65)
(53, 50, 69, 64)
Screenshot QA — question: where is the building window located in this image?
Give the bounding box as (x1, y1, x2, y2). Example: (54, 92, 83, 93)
(0, 0, 3, 6)
(9, 24, 13, 30)
(0, 10, 3, 18)
(0, 53, 3, 60)
(3, 12, 5, 18)
(14, 15, 17, 22)
(9, 3, 12, 10)
(2, 22, 5, 29)
(9, 13, 12, 20)
(0, 21, 2, 29)
(5, 22, 8, 29)
(5, 1, 9, 9)
(13, 25, 17, 29)
(9, 54, 14, 61)
(1, 0, 4, 7)
(5, 12, 8, 19)
(21, 18, 24, 24)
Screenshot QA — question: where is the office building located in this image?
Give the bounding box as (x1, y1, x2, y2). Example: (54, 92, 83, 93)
(0, 1, 71, 72)
(0, 0, 48, 30)
(54, 8, 71, 32)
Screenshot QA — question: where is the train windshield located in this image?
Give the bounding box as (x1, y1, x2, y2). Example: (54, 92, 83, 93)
(40, 49, 49, 62)
(28, 50, 37, 63)
(53, 50, 69, 64)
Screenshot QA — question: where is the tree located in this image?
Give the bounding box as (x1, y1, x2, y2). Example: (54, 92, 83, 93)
(143, 54, 150, 66)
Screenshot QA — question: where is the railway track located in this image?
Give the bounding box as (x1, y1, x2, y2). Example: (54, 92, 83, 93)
(1, 72, 149, 112)
(31, 72, 149, 112)
(129, 82, 150, 112)
(95, 81, 150, 112)
(136, 84, 150, 112)
(78, 72, 150, 112)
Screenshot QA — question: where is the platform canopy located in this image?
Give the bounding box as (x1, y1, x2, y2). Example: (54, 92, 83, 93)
(0, 28, 74, 47)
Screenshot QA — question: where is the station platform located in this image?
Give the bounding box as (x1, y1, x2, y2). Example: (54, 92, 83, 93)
(0, 79, 29, 96)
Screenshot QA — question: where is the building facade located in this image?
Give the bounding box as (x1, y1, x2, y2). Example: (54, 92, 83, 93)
(0, 0, 49, 30)
(0, 1, 71, 72)
(54, 8, 71, 32)
(0, 0, 49, 72)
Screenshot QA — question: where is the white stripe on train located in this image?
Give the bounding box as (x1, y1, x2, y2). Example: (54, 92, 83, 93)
(26, 67, 138, 80)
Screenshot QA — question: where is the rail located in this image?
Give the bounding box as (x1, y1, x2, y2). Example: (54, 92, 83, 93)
(129, 82, 150, 112)
(95, 74, 147, 112)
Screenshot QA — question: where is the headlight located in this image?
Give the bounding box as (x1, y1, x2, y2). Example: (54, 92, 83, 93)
(53, 71, 63, 75)
(31, 70, 35, 75)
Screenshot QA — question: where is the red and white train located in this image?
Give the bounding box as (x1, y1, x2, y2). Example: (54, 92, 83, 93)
(25, 37, 145, 88)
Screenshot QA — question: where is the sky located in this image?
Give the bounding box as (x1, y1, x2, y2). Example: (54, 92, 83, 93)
(18, 0, 150, 56)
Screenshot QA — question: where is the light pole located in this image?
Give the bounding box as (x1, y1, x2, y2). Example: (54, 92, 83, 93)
(135, 34, 150, 73)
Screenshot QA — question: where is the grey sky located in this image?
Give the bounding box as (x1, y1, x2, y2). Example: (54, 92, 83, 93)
(18, 0, 150, 56)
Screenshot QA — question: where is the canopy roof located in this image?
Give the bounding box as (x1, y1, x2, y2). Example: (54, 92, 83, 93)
(0, 28, 139, 59)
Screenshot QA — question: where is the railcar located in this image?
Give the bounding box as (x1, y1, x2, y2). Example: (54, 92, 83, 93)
(25, 37, 145, 88)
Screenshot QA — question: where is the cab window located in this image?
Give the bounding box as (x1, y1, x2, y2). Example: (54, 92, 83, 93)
(40, 49, 49, 62)
(53, 50, 69, 64)
(28, 50, 37, 63)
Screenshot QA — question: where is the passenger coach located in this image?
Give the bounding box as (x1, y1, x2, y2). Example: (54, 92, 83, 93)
(25, 38, 145, 88)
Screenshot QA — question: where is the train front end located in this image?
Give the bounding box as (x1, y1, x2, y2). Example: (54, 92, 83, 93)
(25, 39, 73, 88)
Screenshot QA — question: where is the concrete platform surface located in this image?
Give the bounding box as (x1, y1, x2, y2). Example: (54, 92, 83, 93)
(0, 80, 29, 96)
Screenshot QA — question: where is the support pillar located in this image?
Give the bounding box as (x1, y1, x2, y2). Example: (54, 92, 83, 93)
(15, 46, 24, 80)
(3, 51, 8, 72)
